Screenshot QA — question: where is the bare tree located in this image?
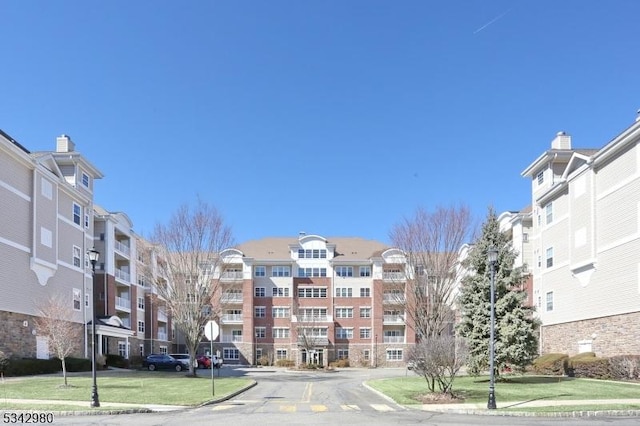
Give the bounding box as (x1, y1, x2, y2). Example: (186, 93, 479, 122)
(294, 306, 329, 366)
(390, 205, 473, 339)
(408, 335, 467, 396)
(144, 199, 234, 376)
(34, 294, 83, 386)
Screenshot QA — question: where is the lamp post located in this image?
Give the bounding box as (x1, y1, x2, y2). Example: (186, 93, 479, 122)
(87, 247, 100, 408)
(487, 246, 498, 410)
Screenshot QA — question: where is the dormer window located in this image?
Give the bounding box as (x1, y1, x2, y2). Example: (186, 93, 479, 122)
(82, 172, 90, 188)
(537, 170, 544, 185)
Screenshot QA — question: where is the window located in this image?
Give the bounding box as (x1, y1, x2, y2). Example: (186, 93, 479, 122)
(276, 349, 288, 360)
(546, 292, 554, 311)
(272, 287, 290, 297)
(298, 249, 327, 259)
(139, 344, 144, 357)
(545, 203, 553, 224)
(82, 172, 90, 188)
(223, 348, 240, 360)
(73, 246, 81, 267)
(84, 214, 90, 228)
(363, 350, 370, 361)
(255, 307, 266, 318)
(335, 328, 353, 339)
(73, 289, 81, 311)
(272, 266, 291, 277)
(72, 203, 81, 225)
(359, 266, 371, 277)
(523, 233, 529, 243)
(272, 307, 290, 318)
(273, 328, 290, 338)
(537, 170, 544, 185)
(254, 287, 266, 297)
(137, 297, 145, 310)
(386, 349, 403, 361)
(360, 288, 371, 297)
(118, 341, 127, 358)
(85, 293, 90, 307)
(335, 287, 352, 297)
(360, 328, 371, 339)
(335, 308, 353, 318)
(138, 321, 145, 333)
(297, 268, 327, 277)
(298, 287, 327, 298)
(255, 266, 266, 277)
(300, 308, 327, 321)
(160, 346, 168, 355)
(255, 327, 266, 338)
(336, 266, 353, 277)
(360, 307, 371, 318)
(256, 348, 263, 359)
(337, 349, 349, 359)
(546, 247, 554, 268)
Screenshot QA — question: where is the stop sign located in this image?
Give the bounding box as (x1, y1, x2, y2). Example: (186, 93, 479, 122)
(204, 320, 219, 341)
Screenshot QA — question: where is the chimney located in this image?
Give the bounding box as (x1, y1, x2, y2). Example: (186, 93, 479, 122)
(550, 131, 571, 150)
(56, 134, 75, 153)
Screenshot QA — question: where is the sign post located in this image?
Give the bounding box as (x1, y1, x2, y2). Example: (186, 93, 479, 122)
(204, 320, 219, 396)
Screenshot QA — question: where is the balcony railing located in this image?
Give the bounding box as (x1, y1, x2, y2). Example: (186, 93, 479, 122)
(291, 315, 333, 323)
(383, 314, 405, 324)
(221, 334, 243, 343)
(220, 295, 243, 304)
(297, 336, 329, 346)
(115, 296, 131, 311)
(383, 272, 405, 281)
(157, 332, 168, 341)
(220, 271, 243, 281)
(383, 295, 406, 304)
(114, 240, 130, 256)
(383, 336, 405, 343)
(221, 314, 243, 323)
(115, 268, 130, 283)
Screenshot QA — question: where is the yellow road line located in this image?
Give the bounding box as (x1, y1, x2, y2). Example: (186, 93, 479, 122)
(301, 382, 313, 403)
(280, 405, 297, 413)
(311, 405, 328, 412)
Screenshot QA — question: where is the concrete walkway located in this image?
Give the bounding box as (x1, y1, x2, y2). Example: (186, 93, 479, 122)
(0, 398, 187, 412)
(418, 398, 640, 412)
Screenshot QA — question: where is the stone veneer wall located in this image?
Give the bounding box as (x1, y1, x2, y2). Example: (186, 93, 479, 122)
(0, 310, 84, 359)
(541, 311, 640, 357)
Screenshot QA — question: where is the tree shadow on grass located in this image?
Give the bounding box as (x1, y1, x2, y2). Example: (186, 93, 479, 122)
(472, 376, 576, 385)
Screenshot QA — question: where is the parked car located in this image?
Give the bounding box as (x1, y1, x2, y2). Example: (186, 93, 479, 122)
(170, 353, 197, 369)
(196, 354, 223, 369)
(143, 354, 183, 371)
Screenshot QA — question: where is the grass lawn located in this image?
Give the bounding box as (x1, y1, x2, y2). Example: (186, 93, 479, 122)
(0, 371, 252, 407)
(366, 375, 640, 406)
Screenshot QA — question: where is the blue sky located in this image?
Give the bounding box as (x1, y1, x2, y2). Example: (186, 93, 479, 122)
(2, 1, 639, 245)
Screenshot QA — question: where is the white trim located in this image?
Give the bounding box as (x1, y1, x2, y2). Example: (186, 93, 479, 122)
(0, 236, 30, 253)
(596, 173, 640, 201)
(0, 180, 31, 201)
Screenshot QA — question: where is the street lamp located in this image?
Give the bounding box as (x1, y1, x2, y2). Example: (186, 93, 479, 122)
(487, 246, 498, 410)
(87, 247, 100, 408)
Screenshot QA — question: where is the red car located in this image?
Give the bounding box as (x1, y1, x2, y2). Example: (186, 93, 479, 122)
(196, 354, 223, 369)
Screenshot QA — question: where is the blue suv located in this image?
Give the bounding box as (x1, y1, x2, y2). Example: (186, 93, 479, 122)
(143, 354, 183, 371)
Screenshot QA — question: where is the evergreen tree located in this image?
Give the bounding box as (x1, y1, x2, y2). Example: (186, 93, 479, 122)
(456, 207, 539, 376)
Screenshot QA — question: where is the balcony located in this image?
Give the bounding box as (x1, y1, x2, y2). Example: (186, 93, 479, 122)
(383, 336, 405, 344)
(382, 295, 405, 304)
(115, 268, 130, 283)
(220, 294, 243, 304)
(291, 315, 333, 323)
(220, 271, 243, 282)
(221, 314, 243, 323)
(115, 296, 131, 312)
(221, 334, 243, 343)
(157, 331, 168, 341)
(157, 310, 168, 323)
(383, 272, 405, 282)
(297, 336, 329, 346)
(114, 240, 130, 257)
(383, 314, 405, 324)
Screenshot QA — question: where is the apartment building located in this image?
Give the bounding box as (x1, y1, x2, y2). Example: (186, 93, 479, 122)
(208, 233, 417, 367)
(498, 207, 534, 306)
(522, 118, 640, 356)
(0, 131, 101, 359)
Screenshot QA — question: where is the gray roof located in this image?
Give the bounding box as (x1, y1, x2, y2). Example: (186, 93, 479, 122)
(236, 236, 391, 262)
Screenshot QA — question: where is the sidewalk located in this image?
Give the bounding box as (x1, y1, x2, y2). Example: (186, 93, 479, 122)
(0, 398, 187, 413)
(418, 398, 640, 412)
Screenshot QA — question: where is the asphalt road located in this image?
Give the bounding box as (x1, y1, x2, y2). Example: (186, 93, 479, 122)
(43, 367, 640, 426)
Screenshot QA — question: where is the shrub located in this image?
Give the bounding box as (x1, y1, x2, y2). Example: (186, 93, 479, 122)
(532, 353, 568, 375)
(258, 356, 271, 366)
(128, 355, 144, 369)
(62, 357, 91, 372)
(329, 359, 350, 368)
(0, 351, 8, 373)
(275, 359, 295, 367)
(105, 354, 129, 368)
(4, 358, 60, 376)
(569, 355, 610, 379)
(608, 355, 640, 380)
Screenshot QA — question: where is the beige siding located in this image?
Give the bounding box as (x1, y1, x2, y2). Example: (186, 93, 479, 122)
(596, 179, 639, 247)
(0, 187, 31, 248)
(595, 143, 637, 194)
(569, 172, 593, 262)
(0, 150, 31, 195)
(0, 242, 34, 314)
